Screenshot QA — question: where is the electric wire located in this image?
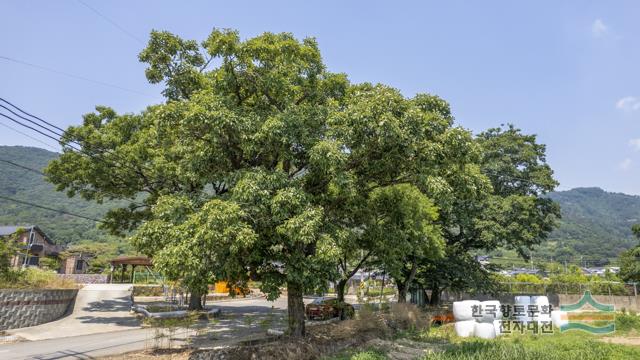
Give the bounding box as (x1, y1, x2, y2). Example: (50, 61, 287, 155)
(0, 194, 104, 223)
(76, 0, 144, 44)
(0, 55, 150, 96)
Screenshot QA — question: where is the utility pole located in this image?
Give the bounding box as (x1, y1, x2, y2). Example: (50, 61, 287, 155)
(530, 252, 533, 270)
(22, 228, 34, 267)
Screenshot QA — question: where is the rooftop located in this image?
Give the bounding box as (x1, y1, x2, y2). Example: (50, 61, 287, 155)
(0, 225, 55, 244)
(0, 225, 36, 236)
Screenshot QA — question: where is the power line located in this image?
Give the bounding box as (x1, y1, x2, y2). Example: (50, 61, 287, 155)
(0, 108, 122, 163)
(0, 111, 138, 193)
(0, 110, 91, 161)
(0, 55, 150, 96)
(0, 104, 149, 207)
(0, 102, 155, 179)
(0, 158, 45, 176)
(0, 103, 64, 139)
(0, 121, 60, 151)
(0, 194, 104, 223)
(0, 99, 99, 154)
(76, 0, 144, 44)
(0, 112, 65, 145)
(0, 97, 65, 133)
(0, 100, 153, 176)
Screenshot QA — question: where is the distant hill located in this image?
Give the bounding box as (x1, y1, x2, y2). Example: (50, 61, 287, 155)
(0, 145, 126, 249)
(1, 146, 638, 264)
(543, 187, 640, 263)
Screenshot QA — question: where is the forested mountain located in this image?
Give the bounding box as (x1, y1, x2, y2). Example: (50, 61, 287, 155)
(543, 187, 640, 264)
(0, 146, 638, 263)
(0, 145, 128, 252)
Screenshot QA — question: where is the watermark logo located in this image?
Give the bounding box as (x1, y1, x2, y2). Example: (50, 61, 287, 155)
(559, 290, 615, 334)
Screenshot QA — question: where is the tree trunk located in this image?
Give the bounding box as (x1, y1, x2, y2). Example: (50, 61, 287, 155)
(397, 282, 407, 303)
(429, 285, 441, 306)
(396, 261, 418, 304)
(188, 289, 203, 311)
(378, 272, 386, 304)
(287, 280, 306, 337)
(336, 278, 348, 320)
(421, 287, 430, 307)
(336, 279, 347, 303)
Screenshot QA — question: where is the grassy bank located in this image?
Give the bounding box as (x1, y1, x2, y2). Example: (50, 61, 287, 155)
(329, 313, 640, 360)
(0, 268, 77, 289)
(331, 333, 640, 360)
(425, 334, 640, 360)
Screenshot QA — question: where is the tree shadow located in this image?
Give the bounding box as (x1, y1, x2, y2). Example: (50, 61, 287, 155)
(81, 296, 132, 312)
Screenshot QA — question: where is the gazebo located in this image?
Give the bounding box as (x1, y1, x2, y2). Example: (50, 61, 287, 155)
(109, 256, 154, 283)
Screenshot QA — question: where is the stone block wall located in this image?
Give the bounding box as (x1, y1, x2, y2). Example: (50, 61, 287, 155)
(0, 289, 78, 330)
(57, 274, 108, 284)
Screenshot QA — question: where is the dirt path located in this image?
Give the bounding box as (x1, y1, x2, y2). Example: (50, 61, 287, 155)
(601, 336, 640, 346)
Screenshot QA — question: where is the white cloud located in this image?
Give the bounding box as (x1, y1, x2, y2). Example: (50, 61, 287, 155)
(629, 138, 640, 151)
(620, 158, 632, 170)
(616, 96, 640, 111)
(592, 19, 608, 37)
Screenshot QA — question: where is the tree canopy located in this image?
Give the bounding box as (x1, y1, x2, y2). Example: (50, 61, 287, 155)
(44, 28, 560, 336)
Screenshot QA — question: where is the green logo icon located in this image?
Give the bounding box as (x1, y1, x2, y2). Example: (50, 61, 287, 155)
(559, 291, 615, 334)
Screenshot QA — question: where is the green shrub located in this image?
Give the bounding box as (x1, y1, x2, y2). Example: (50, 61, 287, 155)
(615, 312, 640, 333)
(133, 285, 164, 296)
(39, 257, 60, 271)
(326, 348, 387, 360)
(364, 287, 396, 296)
(350, 350, 387, 360)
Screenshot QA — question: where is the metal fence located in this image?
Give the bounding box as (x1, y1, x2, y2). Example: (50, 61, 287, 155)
(496, 281, 639, 297)
(132, 270, 165, 285)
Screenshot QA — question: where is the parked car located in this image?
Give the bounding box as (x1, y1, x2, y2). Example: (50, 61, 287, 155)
(305, 297, 355, 320)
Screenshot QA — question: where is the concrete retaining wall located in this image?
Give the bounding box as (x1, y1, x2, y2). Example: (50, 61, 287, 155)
(447, 291, 640, 311)
(558, 294, 640, 312)
(0, 289, 78, 330)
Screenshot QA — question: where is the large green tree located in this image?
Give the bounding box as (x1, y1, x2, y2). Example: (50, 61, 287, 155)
(314, 84, 469, 303)
(417, 125, 560, 304)
(46, 29, 347, 336)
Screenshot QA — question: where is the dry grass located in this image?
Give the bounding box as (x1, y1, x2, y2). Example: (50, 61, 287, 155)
(99, 348, 191, 360)
(0, 268, 78, 289)
(190, 314, 392, 360)
(386, 303, 430, 332)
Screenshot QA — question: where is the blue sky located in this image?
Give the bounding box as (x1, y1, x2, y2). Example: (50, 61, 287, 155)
(2, 1, 640, 193)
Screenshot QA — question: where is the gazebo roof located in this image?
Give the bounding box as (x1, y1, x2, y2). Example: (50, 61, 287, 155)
(110, 256, 152, 266)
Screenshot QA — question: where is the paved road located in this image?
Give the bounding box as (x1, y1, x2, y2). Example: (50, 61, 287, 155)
(0, 328, 152, 360)
(8, 284, 139, 341)
(0, 297, 295, 359)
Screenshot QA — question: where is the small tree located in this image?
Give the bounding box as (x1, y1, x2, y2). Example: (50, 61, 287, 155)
(1, 228, 25, 276)
(39, 257, 60, 272)
(620, 224, 640, 283)
(133, 196, 256, 310)
(369, 184, 444, 302)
